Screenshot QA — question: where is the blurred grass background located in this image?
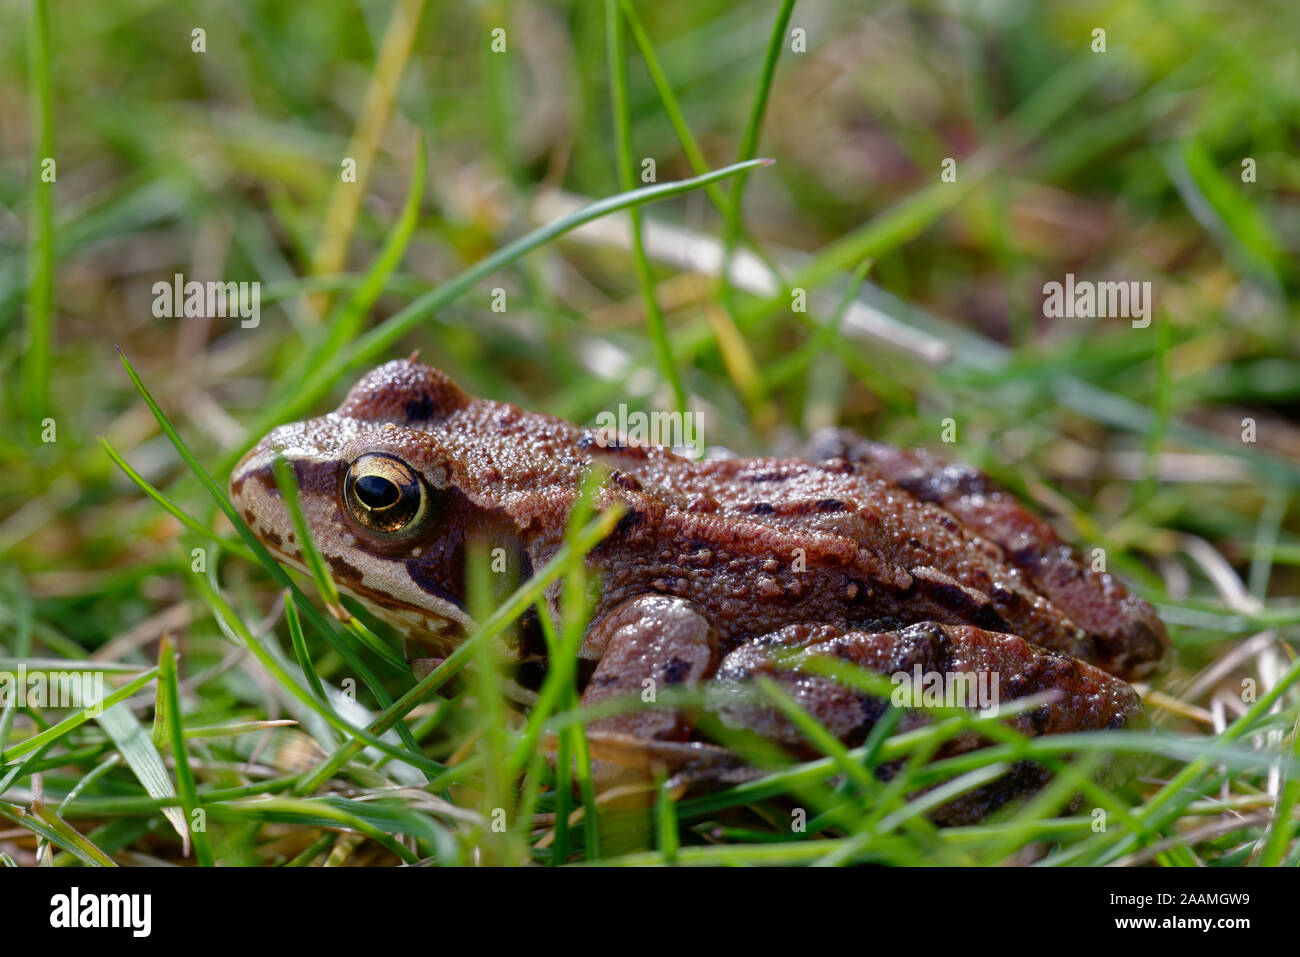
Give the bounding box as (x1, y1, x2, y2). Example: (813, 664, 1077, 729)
(1, 0, 1298, 866)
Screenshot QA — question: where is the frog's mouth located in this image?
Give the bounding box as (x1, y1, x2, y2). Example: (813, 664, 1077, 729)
(264, 543, 473, 659)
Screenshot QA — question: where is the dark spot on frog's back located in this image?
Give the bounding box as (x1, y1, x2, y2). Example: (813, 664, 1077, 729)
(612, 508, 646, 536)
(610, 470, 643, 492)
(741, 468, 794, 483)
(897, 463, 989, 503)
(405, 393, 434, 421)
(662, 657, 692, 684)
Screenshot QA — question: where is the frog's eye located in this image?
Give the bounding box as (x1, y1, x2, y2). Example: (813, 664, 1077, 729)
(344, 454, 428, 535)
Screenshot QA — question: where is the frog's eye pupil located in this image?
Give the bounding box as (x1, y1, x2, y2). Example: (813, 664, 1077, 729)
(355, 474, 399, 509)
(344, 454, 429, 535)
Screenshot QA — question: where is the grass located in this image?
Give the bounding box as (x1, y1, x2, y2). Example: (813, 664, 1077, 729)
(22, 0, 53, 426)
(1, 0, 1299, 866)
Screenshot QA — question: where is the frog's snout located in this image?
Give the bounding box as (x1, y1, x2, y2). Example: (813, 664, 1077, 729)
(230, 436, 273, 503)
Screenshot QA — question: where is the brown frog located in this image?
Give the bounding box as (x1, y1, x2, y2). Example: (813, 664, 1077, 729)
(230, 359, 1168, 821)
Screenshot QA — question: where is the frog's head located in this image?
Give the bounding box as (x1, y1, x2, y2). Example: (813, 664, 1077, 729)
(230, 359, 488, 656)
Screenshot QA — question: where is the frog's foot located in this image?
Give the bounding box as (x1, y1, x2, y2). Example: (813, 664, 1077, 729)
(582, 731, 759, 789)
(804, 428, 1169, 681)
(405, 644, 463, 701)
(705, 620, 1141, 824)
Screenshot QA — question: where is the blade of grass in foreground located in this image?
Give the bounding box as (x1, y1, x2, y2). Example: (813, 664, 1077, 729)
(271, 456, 344, 617)
(1257, 708, 1300, 867)
(18, 802, 116, 867)
(218, 158, 772, 476)
(505, 468, 608, 777)
(23, 0, 54, 422)
(273, 454, 411, 672)
(284, 591, 328, 704)
(158, 635, 214, 866)
(467, 542, 518, 865)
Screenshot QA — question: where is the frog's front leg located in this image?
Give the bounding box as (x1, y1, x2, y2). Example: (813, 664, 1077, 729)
(575, 594, 747, 789)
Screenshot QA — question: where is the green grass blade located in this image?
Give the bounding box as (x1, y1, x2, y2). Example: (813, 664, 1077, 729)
(655, 774, 679, 864)
(616, 0, 786, 282)
(607, 0, 685, 414)
(1256, 710, 1300, 867)
(23, 801, 117, 867)
(157, 635, 213, 865)
(271, 456, 344, 616)
(22, 0, 54, 423)
(194, 571, 441, 776)
(287, 134, 428, 387)
(720, 0, 796, 309)
(755, 675, 877, 795)
(101, 436, 257, 564)
(284, 590, 328, 703)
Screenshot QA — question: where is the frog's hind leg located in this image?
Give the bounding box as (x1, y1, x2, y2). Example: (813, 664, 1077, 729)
(706, 620, 1141, 824)
(804, 429, 1168, 681)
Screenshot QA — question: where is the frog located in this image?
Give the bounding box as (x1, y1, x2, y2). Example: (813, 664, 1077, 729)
(230, 358, 1168, 822)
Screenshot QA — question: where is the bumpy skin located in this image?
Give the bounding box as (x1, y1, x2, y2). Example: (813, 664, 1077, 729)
(231, 359, 1167, 821)
(802, 432, 1169, 680)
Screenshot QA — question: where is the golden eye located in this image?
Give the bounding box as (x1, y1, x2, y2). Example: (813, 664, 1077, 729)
(344, 454, 427, 535)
